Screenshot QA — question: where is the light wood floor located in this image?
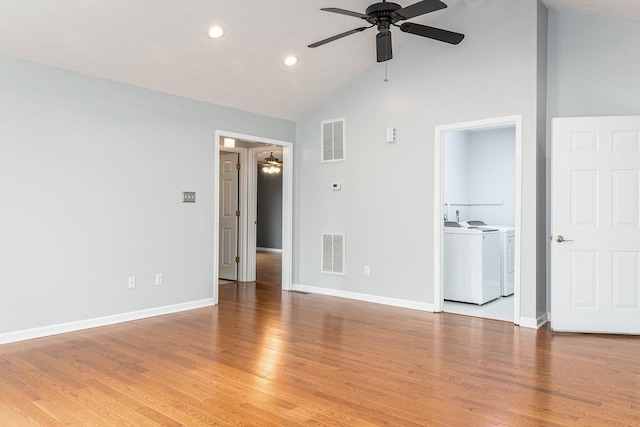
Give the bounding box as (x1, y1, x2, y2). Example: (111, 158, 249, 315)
(1, 265, 639, 425)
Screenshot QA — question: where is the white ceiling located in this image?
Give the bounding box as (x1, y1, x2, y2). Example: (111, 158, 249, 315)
(1, 0, 638, 121)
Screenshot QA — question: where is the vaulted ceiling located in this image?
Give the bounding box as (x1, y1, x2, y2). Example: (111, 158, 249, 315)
(0, 0, 638, 121)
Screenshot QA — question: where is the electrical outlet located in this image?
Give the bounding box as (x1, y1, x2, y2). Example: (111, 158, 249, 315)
(364, 266, 370, 276)
(128, 276, 136, 289)
(155, 274, 163, 286)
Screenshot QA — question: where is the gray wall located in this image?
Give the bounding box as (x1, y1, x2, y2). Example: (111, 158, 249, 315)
(256, 170, 283, 249)
(444, 127, 516, 226)
(547, 11, 640, 118)
(0, 56, 295, 335)
(294, 0, 547, 320)
(536, 0, 549, 319)
(443, 130, 471, 221)
(468, 128, 516, 225)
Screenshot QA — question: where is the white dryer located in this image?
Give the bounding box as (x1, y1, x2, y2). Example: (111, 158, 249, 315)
(462, 221, 515, 296)
(443, 223, 501, 305)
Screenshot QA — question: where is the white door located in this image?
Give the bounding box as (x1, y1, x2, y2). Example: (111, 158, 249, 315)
(551, 116, 640, 334)
(219, 153, 239, 280)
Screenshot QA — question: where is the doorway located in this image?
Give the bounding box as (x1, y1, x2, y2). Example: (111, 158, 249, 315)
(256, 149, 284, 286)
(434, 115, 523, 325)
(213, 131, 293, 304)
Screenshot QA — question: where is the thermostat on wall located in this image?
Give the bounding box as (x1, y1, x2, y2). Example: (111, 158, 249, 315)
(332, 183, 342, 190)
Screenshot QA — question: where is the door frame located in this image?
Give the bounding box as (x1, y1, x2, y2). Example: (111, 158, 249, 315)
(247, 144, 285, 281)
(433, 115, 523, 325)
(214, 130, 293, 304)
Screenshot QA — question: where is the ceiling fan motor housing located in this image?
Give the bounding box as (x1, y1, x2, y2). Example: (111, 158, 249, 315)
(366, 2, 403, 31)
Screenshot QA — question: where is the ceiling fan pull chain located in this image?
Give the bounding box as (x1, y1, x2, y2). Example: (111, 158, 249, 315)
(384, 60, 389, 82)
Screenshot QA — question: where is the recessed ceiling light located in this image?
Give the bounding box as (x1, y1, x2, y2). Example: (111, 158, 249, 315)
(284, 55, 298, 67)
(223, 138, 236, 148)
(207, 26, 225, 39)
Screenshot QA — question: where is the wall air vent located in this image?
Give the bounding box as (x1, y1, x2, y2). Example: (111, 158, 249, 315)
(321, 118, 346, 163)
(322, 233, 345, 275)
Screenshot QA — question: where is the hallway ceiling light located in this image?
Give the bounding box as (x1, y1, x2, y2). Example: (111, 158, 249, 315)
(261, 152, 282, 174)
(207, 25, 225, 39)
(223, 137, 235, 147)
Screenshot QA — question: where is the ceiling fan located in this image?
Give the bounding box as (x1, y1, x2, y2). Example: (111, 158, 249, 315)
(308, 0, 464, 62)
(260, 152, 282, 174)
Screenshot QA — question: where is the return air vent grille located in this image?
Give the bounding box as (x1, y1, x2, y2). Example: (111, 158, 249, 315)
(322, 118, 346, 162)
(322, 233, 345, 275)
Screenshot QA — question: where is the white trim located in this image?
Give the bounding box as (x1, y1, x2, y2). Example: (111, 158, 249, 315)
(246, 146, 261, 282)
(433, 115, 523, 326)
(293, 284, 434, 312)
(257, 247, 283, 253)
(0, 299, 215, 346)
(519, 312, 549, 329)
(215, 130, 293, 293)
(213, 138, 220, 304)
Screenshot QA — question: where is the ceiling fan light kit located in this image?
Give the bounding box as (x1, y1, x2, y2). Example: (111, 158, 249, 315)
(308, 0, 464, 63)
(261, 152, 282, 174)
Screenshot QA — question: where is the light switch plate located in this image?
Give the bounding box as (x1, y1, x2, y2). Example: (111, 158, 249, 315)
(386, 127, 396, 143)
(182, 191, 196, 203)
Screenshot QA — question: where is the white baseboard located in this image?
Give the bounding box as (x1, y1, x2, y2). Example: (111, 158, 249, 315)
(257, 247, 283, 253)
(0, 298, 216, 346)
(519, 312, 549, 329)
(293, 284, 434, 312)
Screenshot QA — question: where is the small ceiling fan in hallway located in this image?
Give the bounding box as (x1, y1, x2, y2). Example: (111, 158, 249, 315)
(308, 0, 465, 62)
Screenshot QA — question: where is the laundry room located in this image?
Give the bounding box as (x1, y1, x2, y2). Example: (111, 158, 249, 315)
(443, 125, 516, 321)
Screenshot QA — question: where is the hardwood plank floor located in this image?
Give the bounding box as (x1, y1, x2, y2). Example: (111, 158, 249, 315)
(256, 250, 281, 286)
(1, 267, 639, 425)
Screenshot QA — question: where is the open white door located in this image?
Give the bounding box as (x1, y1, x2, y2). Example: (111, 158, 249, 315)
(551, 116, 640, 334)
(219, 152, 239, 280)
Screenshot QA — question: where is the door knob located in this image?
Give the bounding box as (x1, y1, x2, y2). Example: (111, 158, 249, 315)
(556, 235, 573, 243)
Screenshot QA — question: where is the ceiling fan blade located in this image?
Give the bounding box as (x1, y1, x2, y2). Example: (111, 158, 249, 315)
(321, 7, 370, 20)
(308, 27, 370, 48)
(394, 0, 447, 20)
(376, 31, 393, 63)
(400, 22, 465, 45)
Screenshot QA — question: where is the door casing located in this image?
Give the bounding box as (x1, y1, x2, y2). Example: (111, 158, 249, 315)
(213, 131, 293, 304)
(433, 115, 523, 325)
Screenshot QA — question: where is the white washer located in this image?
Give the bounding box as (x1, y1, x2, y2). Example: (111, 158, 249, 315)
(462, 221, 515, 296)
(443, 223, 501, 305)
